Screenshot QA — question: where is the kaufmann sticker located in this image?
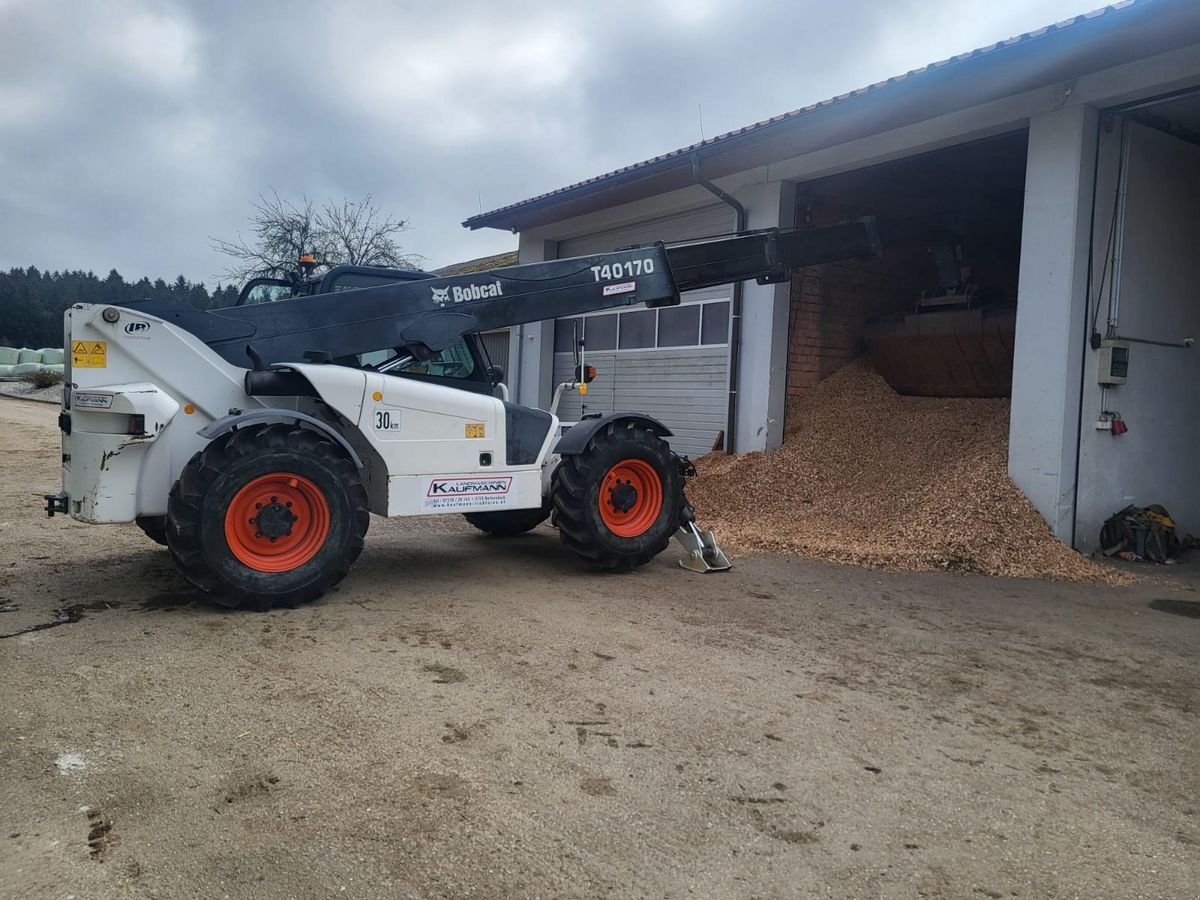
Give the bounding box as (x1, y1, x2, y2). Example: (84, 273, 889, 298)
(423, 476, 513, 510)
(72, 391, 114, 410)
(602, 281, 636, 297)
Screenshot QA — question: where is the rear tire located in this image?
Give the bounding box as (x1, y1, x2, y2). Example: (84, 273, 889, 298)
(463, 506, 549, 537)
(165, 424, 369, 609)
(551, 421, 682, 571)
(136, 515, 168, 546)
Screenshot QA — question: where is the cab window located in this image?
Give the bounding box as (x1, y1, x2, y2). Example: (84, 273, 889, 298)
(392, 340, 477, 379)
(238, 280, 296, 306)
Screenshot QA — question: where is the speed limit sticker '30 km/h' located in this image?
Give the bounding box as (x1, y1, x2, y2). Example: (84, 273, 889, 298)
(373, 409, 400, 431)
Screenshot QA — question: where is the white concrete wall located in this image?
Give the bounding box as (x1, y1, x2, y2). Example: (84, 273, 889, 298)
(735, 180, 797, 452)
(1009, 105, 1099, 543)
(511, 235, 557, 410)
(1075, 121, 1200, 547)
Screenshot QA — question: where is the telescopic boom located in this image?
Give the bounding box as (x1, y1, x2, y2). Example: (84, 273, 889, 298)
(126, 219, 879, 368)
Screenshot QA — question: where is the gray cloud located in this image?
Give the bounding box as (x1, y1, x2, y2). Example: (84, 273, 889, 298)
(0, 0, 1104, 286)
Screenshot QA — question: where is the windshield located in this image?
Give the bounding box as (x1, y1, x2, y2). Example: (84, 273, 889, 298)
(361, 341, 478, 380)
(237, 279, 298, 306)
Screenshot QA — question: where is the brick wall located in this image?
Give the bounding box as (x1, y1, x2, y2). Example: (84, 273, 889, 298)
(786, 249, 927, 397)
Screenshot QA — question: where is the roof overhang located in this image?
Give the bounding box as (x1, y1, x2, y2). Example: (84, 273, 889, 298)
(464, 0, 1200, 233)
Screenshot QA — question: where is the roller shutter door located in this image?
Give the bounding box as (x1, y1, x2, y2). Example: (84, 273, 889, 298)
(552, 205, 735, 456)
(479, 329, 510, 377)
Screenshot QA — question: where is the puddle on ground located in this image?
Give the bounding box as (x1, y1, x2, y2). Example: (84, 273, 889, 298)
(0, 600, 123, 639)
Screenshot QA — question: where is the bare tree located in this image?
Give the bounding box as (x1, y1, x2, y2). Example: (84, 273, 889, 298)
(211, 192, 323, 282)
(212, 191, 420, 282)
(320, 196, 419, 269)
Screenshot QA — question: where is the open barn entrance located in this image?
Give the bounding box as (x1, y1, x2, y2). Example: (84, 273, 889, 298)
(786, 130, 1029, 403)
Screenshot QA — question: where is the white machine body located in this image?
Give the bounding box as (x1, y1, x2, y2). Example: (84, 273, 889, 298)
(60, 303, 554, 523)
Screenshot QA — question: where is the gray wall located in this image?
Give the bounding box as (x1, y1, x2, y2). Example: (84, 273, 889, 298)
(556, 204, 736, 257)
(1075, 121, 1200, 546)
(511, 235, 558, 410)
(1008, 105, 1099, 542)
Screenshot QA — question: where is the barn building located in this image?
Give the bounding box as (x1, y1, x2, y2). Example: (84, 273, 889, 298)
(464, 0, 1200, 551)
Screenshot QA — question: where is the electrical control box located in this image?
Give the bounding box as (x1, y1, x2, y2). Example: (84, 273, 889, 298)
(1097, 339, 1130, 385)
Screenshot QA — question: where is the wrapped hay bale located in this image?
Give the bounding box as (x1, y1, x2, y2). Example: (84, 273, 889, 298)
(0, 347, 20, 365)
(38, 348, 65, 365)
(17, 348, 41, 364)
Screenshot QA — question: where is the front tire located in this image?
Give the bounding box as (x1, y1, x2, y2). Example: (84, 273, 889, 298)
(551, 421, 682, 571)
(165, 424, 369, 608)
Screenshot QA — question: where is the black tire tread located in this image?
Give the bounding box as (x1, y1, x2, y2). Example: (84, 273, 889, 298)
(135, 515, 169, 546)
(551, 421, 678, 572)
(165, 423, 369, 608)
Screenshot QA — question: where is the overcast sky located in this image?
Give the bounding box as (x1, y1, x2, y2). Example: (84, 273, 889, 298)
(1, 0, 1109, 285)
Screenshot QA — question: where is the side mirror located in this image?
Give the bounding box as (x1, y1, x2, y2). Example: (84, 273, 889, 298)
(574, 363, 596, 384)
(486, 364, 504, 385)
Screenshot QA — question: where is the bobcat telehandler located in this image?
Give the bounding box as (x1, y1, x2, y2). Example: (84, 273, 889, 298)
(45, 219, 879, 608)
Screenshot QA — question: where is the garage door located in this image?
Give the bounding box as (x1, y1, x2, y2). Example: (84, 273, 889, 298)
(552, 204, 736, 456)
(478, 329, 510, 379)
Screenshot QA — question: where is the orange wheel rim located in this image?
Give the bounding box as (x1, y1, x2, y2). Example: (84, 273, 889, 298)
(224, 473, 331, 572)
(599, 458, 663, 538)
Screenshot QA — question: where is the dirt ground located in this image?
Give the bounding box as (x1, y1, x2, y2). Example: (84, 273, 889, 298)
(1, 397, 1197, 900)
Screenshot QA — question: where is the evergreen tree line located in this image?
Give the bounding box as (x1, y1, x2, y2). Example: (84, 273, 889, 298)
(0, 267, 239, 349)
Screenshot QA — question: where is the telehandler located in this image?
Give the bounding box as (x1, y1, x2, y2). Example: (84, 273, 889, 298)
(45, 219, 878, 607)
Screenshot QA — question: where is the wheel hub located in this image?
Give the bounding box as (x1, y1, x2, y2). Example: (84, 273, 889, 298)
(252, 501, 296, 539)
(608, 481, 638, 513)
(597, 458, 664, 538)
(224, 473, 331, 573)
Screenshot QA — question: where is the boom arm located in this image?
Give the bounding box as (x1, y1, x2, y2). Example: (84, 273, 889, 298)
(665, 219, 880, 292)
(127, 219, 879, 368)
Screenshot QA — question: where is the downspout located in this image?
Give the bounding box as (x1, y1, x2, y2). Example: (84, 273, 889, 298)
(692, 153, 746, 454)
(512, 228, 526, 405)
(513, 323, 525, 403)
(1071, 111, 1106, 551)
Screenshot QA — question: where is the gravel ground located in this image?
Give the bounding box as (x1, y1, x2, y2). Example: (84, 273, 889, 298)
(0, 380, 63, 404)
(2, 397, 1198, 899)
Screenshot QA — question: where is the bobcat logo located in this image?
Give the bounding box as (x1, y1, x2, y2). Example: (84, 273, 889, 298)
(431, 286, 450, 307)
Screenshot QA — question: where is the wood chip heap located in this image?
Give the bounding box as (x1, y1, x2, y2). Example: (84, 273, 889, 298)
(687, 359, 1127, 584)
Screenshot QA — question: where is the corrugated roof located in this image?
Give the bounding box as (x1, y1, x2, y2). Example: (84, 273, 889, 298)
(463, 1, 1146, 231)
(433, 250, 519, 276)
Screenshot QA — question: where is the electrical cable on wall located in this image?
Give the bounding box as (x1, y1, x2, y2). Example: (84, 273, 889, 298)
(1089, 119, 1127, 350)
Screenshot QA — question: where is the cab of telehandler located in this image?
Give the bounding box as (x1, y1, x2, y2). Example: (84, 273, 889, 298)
(233, 260, 504, 396)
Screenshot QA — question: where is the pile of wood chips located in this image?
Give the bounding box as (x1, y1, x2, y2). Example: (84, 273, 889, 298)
(687, 359, 1128, 584)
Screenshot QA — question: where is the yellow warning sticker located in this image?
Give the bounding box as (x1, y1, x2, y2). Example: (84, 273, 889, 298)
(465, 423, 486, 439)
(72, 340, 107, 368)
